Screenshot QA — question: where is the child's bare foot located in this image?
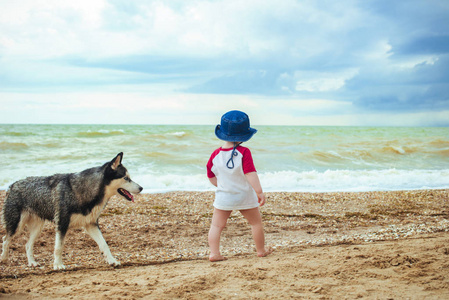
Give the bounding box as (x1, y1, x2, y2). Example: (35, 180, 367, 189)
(257, 247, 273, 257)
(209, 254, 227, 262)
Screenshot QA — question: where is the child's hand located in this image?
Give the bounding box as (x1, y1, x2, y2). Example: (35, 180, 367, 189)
(245, 172, 265, 206)
(208, 177, 218, 187)
(257, 192, 266, 206)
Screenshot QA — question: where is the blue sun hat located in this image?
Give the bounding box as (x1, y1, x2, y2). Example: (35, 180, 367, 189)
(215, 110, 257, 169)
(215, 110, 257, 142)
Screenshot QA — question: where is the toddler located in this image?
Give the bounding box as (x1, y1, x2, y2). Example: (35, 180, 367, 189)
(206, 110, 272, 261)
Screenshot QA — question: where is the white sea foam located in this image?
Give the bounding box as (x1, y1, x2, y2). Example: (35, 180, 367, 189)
(258, 169, 449, 192)
(135, 173, 212, 193)
(134, 169, 449, 194)
(167, 131, 187, 137)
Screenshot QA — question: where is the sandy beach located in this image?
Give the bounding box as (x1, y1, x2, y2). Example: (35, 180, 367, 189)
(1, 189, 448, 299)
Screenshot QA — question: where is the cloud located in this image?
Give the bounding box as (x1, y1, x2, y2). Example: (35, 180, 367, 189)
(347, 54, 449, 113)
(0, 0, 448, 125)
(398, 35, 449, 55)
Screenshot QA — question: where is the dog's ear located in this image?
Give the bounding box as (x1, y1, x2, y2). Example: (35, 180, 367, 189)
(110, 152, 123, 170)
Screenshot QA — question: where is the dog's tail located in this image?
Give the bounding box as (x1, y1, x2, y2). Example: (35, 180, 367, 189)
(1, 188, 10, 227)
(1, 184, 14, 227)
(1, 184, 25, 236)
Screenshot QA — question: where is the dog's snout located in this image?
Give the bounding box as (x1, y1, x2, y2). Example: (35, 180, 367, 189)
(139, 186, 143, 192)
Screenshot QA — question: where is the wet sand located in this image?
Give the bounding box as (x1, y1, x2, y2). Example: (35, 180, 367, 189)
(1, 190, 448, 299)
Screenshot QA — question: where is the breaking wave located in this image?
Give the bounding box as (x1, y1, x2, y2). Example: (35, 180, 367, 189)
(134, 169, 449, 193)
(77, 129, 125, 137)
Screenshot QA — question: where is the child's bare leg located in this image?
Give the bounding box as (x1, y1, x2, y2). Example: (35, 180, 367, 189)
(208, 208, 232, 262)
(240, 207, 272, 257)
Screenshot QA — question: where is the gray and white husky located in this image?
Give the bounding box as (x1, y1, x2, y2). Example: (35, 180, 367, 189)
(1, 152, 142, 270)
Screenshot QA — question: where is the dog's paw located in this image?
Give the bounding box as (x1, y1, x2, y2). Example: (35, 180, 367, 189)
(108, 259, 121, 267)
(28, 261, 39, 267)
(53, 263, 66, 270)
(0, 252, 8, 262)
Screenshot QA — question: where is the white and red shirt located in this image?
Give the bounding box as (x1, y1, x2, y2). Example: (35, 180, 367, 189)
(207, 145, 258, 211)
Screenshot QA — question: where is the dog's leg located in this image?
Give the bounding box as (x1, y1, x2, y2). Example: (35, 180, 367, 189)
(84, 223, 120, 266)
(1, 211, 28, 263)
(25, 217, 45, 267)
(1, 234, 13, 262)
(53, 230, 66, 270)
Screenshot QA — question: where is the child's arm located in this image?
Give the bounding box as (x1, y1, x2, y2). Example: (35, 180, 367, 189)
(209, 176, 218, 187)
(245, 172, 266, 206)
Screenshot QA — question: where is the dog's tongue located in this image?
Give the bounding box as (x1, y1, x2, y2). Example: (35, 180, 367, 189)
(127, 191, 134, 202)
(119, 188, 134, 202)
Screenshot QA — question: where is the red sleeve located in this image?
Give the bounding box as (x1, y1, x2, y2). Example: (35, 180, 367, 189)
(240, 147, 256, 174)
(206, 148, 220, 178)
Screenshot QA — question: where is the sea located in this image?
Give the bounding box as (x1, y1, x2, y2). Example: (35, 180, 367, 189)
(0, 124, 448, 193)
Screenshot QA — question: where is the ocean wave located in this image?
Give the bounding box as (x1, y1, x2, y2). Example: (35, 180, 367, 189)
(429, 139, 449, 147)
(381, 145, 411, 155)
(436, 149, 449, 157)
(258, 169, 449, 192)
(134, 173, 211, 193)
(38, 142, 62, 148)
(167, 131, 188, 137)
(143, 151, 173, 158)
(77, 129, 125, 137)
(1, 131, 33, 137)
(0, 141, 29, 150)
(132, 169, 449, 193)
(295, 143, 449, 170)
(146, 131, 191, 140)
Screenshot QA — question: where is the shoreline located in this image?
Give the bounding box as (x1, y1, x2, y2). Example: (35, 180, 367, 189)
(138, 186, 449, 194)
(3, 186, 448, 194)
(1, 189, 448, 298)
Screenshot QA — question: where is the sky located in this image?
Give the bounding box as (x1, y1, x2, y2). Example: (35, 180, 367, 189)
(0, 0, 448, 126)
